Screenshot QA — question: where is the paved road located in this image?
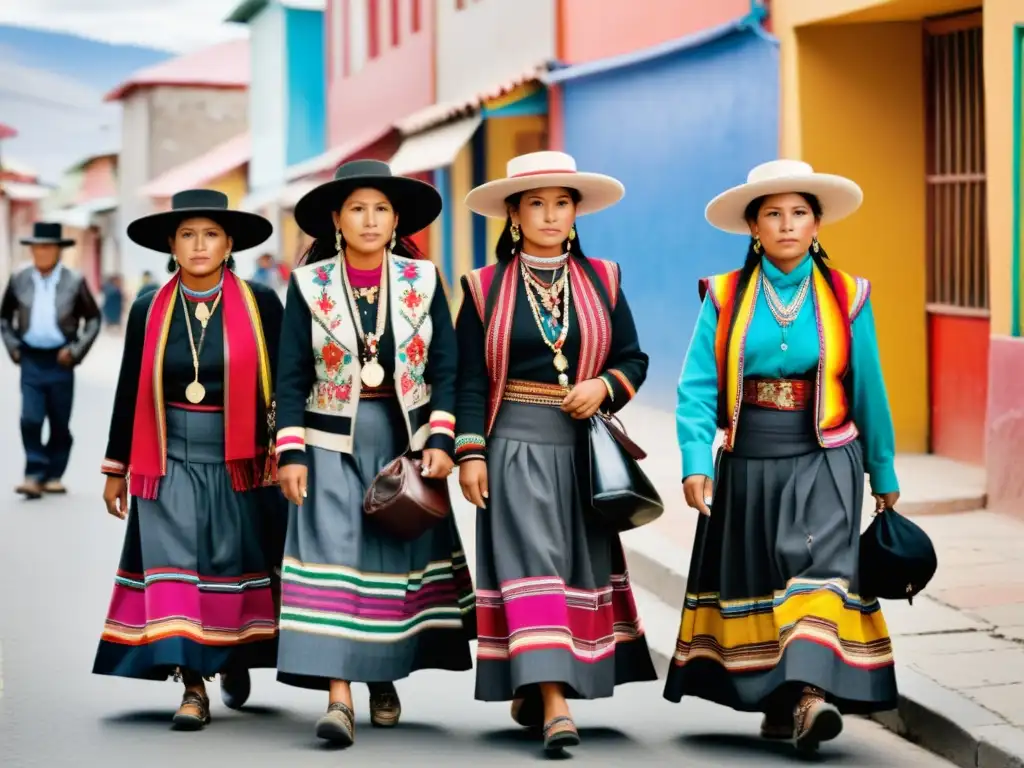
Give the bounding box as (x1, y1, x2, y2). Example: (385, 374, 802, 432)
(0, 337, 953, 766)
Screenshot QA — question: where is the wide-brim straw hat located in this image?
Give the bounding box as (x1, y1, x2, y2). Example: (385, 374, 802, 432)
(127, 189, 273, 253)
(294, 159, 442, 239)
(465, 151, 624, 219)
(705, 159, 864, 235)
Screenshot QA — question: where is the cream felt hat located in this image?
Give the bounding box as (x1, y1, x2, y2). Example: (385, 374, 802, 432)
(705, 159, 863, 235)
(465, 151, 625, 219)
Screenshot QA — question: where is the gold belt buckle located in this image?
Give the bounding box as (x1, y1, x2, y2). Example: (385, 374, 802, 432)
(757, 380, 795, 409)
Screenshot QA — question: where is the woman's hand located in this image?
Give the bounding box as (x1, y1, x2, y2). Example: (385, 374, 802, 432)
(421, 448, 454, 480)
(682, 474, 714, 516)
(103, 475, 128, 519)
(279, 464, 308, 507)
(873, 491, 900, 511)
(459, 459, 489, 508)
(561, 379, 608, 420)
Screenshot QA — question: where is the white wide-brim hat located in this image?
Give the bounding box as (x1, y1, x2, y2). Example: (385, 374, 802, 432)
(465, 151, 625, 219)
(705, 159, 863, 235)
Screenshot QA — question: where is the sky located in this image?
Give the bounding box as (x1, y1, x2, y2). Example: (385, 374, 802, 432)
(0, 0, 247, 53)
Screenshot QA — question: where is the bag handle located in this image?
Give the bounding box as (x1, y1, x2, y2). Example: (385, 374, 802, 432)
(594, 412, 647, 461)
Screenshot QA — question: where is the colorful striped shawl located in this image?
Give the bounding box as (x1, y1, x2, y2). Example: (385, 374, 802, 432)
(128, 271, 273, 499)
(698, 261, 870, 450)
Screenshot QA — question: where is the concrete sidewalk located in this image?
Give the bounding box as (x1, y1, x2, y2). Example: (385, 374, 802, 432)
(612, 402, 1024, 768)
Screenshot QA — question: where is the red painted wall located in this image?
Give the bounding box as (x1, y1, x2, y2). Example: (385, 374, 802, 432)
(986, 336, 1024, 519)
(325, 0, 434, 147)
(558, 0, 751, 65)
(928, 312, 989, 464)
(77, 156, 117, 202)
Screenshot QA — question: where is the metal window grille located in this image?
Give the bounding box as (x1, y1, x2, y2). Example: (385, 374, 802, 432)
(924, 11, 987, 314)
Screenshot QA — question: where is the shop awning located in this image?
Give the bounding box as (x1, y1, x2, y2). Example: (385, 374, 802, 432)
(388, 116, 482, 176)
(241, 179, 321, 212)
(1, 181, 51, 202)
(45, 196, 118, 229)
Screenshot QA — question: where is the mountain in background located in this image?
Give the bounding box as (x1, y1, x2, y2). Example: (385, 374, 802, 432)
(0, 25, 172, 184)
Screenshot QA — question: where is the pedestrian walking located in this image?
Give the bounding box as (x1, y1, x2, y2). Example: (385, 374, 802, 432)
(667, 160, 900, 753)
(456, 151, 657, 754)
(1, 222, 101, 499)
(94, 189, 285, 731)
(273, 160, 475, 746)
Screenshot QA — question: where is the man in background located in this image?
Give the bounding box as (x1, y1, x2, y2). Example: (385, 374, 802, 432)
(0, 222, 101, 498)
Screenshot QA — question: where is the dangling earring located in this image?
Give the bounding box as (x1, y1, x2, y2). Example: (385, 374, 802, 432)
(390, 230, 397, 252)
(335, 230, 343, 254)
(510, 224, 520, 243)
(568, 225, 576, 251)
(812, 236, 820, 254)
(753, 235, 762, 254)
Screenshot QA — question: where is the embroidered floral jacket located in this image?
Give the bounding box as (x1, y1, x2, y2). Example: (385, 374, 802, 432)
(274, 254, 456, 466)
(454, 254, 648, 463)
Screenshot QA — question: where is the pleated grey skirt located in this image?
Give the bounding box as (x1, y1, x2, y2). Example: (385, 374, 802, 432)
(276, 398, 476, 690)
(662, 406, 898, 714)
(475, 402, 658, 702)
(93, 407, 279, 681)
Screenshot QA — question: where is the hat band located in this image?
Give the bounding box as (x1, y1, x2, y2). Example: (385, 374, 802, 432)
(509, 168, 578, 179)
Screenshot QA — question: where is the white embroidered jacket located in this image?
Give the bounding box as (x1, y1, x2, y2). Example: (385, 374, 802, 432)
(275, 254, 456, 459)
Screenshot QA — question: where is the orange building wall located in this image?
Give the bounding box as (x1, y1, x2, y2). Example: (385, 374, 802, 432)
(557, 0, 751, 64)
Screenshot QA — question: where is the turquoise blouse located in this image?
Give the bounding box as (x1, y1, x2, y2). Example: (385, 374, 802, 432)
(676, 254, 899, 495)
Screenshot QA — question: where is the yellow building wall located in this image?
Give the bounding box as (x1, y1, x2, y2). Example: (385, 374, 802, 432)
(484, 114, 549, 263)
(778, 15, 929, 452)
(206, 166, 248, 210)
(983, 1, 1024, 336)
(450, 142, 474, 312)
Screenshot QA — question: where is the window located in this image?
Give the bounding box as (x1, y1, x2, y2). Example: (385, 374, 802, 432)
(411, 0, 421, 32)
(368, 0, 380, 59)
(390, 0, 400, 46)
(455, 0, 466, 8)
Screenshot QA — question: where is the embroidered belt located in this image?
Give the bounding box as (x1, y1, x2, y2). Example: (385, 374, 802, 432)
(741, 378, 811, 411)
(360, 384, 396, 400)
(502, 379, 569, 408)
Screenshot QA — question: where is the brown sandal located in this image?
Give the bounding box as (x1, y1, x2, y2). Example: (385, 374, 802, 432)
(172, 690, 211, 731)
(315, 701, 355, 746)
(542, 715, 580, 752)
(793, 686, 843, 752)
(369, 684, 401, 728)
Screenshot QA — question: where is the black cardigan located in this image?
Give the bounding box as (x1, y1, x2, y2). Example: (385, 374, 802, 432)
(101, 280, 284, 476)
(454, 258, 648, 463)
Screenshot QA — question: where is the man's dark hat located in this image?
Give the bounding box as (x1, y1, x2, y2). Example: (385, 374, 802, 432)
(126, 189, 273, 254)
(20, 222, 75, 247)
(293, 159, 442, 240)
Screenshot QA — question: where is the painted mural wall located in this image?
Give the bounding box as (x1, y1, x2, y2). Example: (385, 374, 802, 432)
(560, 28, 779, 411)
(558, 0, 752, 63)
(435, 0, 555, 102)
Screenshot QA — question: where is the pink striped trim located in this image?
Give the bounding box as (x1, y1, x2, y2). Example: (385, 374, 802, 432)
(101, 458, 127, 475)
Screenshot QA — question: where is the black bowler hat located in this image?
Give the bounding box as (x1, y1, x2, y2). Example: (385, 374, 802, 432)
(126, 189, 273, 254)
(20, 222, 75, 247)
(293, 159, 442, 240)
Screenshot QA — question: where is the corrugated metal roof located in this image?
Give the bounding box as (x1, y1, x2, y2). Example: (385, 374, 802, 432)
(140, 133, 250, 199)
(396, 64, 550, 135)
(105, 39, 250, 102)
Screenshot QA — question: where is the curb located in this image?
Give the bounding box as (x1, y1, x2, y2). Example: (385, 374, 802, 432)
(621, 541, 1024, 768)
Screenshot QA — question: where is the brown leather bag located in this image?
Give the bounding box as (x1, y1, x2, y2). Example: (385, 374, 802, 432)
(363, 455, 451, 541)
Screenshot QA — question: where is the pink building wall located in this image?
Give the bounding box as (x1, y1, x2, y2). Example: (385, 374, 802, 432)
(557, 0, 752, 64)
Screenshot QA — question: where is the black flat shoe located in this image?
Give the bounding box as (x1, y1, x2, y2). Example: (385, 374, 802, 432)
(220, 668, 251, 710)
(542, 715, 580, 752)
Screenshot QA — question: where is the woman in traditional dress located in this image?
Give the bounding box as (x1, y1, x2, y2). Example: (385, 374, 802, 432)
(274, 160, 475, 746)
(667, 160, 900, 753)
(95, 189, 284, 730)
(456, 151, 657, 753)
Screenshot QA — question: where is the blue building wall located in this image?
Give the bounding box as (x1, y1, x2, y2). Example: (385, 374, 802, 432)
(560, 27, 779, 411)
(285, 7, 326, 168)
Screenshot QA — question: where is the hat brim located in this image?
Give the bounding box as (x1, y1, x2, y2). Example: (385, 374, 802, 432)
(293, 176, 442, 239)
(127, 208, 273, 254)
(465, 172, 625, 219)
(20, 237, 75, 247)
(705, 173, 864, 235)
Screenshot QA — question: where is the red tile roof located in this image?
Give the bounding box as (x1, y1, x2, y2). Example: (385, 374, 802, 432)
(0, 123, 17, 140)
(140, 133, 250, 199)
(105, 39, 250, 102)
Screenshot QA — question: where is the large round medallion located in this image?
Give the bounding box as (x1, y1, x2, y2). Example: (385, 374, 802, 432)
(360, 360, 386, 388)
(185, 381, 206, 404)
(553, 353, 569, 372)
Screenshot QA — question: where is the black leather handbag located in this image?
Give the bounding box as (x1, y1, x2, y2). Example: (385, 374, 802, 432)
(858, 505, 938, 604)
(578, 413, 664, 532)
